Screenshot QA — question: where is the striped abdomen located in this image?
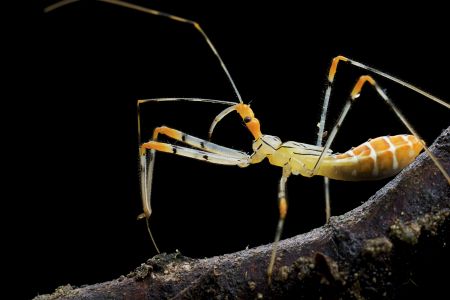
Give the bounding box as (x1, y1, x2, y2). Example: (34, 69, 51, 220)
(319, 135, 423, 181)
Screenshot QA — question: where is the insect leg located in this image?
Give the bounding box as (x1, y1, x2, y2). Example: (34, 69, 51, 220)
(137, 98, 237, 157)
(151, 126, 248, 159)
(312, 75, 450, 184)
(317, 55, 450, 222)
(139, 137, 249, 220)
(137, 98, 236, 215)
(315, 56, 349, 147)
(331, 56, 450, 109)
(314, 57, 351, 223)
(267, 166, 291, 284)
(142, 140, 248, 165)
(137, 98, 239, 252)
(139, 128, 250, 252)
(138, 144, 159, 252)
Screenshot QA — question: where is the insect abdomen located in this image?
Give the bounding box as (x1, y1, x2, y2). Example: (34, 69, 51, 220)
(319, 135, 423, 181)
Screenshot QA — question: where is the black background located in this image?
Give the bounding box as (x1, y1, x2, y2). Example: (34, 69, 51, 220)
(11, 1, 449, 299)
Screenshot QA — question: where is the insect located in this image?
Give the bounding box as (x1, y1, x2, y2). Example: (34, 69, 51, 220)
(46, 0, 450, 283)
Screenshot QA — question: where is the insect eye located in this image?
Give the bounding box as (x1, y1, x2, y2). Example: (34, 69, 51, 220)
(244, 116, 252, 123)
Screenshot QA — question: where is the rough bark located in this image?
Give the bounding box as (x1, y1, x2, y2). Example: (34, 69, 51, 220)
(35, 127, 450, 300)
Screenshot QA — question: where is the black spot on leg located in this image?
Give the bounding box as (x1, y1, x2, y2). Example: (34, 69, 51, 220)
(200, 141, 205, 149)
(182, 134, 187, 142)
(172, 146, 177, 154)
(203, 155, 209, 160)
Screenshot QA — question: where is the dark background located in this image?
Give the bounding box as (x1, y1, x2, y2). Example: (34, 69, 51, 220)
(11, 1, 449, 299)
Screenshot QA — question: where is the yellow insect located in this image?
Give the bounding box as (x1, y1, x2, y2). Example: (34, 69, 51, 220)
(46, 0, 450, 283)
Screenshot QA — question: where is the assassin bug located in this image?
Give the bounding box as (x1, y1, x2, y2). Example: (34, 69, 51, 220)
(46, 0, 450, 282)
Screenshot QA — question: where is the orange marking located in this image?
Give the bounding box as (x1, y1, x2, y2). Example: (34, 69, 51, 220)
(235, 104, 262, 139)
(395, 145, 414, 168)
(407, 135, 419, 143)
(370, 137, 390, 151)
(407, 135, 424, 153)
(351, 75, 376, 99)
(389, 135, 408, 149)
(153, 126, 182, 140)
(393, 136, 421, 167)
(352, 144, 371, 156)
(142, 141, 171, 152)
(331, 135, 423, 180)
(279, 197, 287, 219)
(247, 118, 262, 140)
(235, 103, 255, 118)
(140, 146, 147, 156)
(328, 55, 348, 82)
(389, 135, 408, 146)
(377, 150, 394, 174)
(358, 156, 375, 174)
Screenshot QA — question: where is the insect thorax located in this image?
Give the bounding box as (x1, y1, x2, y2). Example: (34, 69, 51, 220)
(249, 135, 282, 163)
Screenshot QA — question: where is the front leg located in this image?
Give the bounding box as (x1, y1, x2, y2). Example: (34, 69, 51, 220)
(139, 125, 251, 254)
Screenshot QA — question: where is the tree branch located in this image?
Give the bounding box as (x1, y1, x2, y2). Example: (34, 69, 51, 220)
(35, 127, 450, 300)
